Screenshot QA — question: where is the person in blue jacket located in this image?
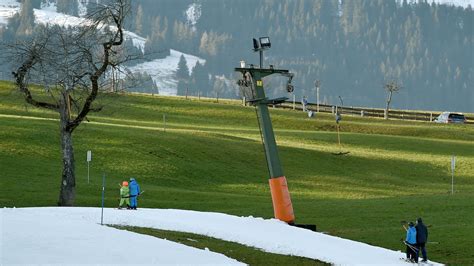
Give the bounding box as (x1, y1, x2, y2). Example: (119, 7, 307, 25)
(405, 222, 418, 263)
(128, 177, 141, 210)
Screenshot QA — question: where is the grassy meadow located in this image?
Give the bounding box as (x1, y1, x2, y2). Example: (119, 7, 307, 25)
(0, 81, 473, 265)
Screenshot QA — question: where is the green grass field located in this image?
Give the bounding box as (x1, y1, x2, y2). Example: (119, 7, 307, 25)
(1, 81, 473, 265)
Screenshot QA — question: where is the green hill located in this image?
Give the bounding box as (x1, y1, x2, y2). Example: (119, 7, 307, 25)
(0, 81, 473, 264)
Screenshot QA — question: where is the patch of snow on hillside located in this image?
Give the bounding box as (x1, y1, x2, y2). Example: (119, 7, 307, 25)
(78, 0, 88, 17)
(400, 0, 473, 8)
(186, 2, 201, 29)
(40, 0, 56, 12)
(0, 0, 19, 26)
(34, 8, 85, 27)
(124, 30, 146, 53)
(437, 0, 473, 8)
(33, 8, 146, 53)
(123, 49, 206, 95)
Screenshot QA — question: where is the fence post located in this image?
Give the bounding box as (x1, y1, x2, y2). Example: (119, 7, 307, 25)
(331, 106, 335, 115)
(243, 96, 246, 106)
(430, 112, 433, 122)
(316, 87, 320, 112)
(100, 173, 106, 225)
(292, 94, 295, 110)
(163, 114, 166, 132)
(361, 110, 364, 117)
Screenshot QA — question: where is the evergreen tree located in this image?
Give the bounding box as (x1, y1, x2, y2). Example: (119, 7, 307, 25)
(176, 55, 190, 96)
(191, 61, 210, 94)
(176, 54, 190, 80)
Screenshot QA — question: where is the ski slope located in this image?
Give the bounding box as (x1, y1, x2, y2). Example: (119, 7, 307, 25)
(0, 0, 19, 26)
(122, 49, 206, 95)
(1, 207, 443, 265)
(0, 0, 205, 95)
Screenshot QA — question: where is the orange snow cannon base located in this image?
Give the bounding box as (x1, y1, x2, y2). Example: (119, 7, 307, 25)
(269, 176, 295, 223)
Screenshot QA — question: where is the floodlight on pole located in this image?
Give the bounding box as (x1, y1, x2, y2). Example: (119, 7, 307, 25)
(259, 37, 271, 49)
(253, 38, 260, 50)
(253, 36, 271, 68)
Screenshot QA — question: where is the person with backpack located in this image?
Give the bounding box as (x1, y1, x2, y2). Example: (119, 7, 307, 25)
(405, 222, 418, 263)
(129, 177, 141, 210)
(416, 217, 429, 262)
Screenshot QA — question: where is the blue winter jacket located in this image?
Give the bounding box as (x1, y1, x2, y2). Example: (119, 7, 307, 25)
(406, 226, 417, 244)
(129, 179, 140, 196)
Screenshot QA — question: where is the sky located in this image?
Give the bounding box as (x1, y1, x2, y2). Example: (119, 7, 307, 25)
(1, 207, 443, 265)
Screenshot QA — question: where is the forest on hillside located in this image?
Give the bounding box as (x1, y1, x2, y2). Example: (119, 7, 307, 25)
(1, 0, 472, 112)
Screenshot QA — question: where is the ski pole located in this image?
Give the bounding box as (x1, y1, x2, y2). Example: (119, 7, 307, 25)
(402, 240, 419, 253)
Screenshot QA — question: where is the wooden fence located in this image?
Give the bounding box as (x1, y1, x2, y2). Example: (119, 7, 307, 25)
(273, 101, 474, 124)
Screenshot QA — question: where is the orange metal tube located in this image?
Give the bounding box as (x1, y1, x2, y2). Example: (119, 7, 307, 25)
(269, 176, 295, 223)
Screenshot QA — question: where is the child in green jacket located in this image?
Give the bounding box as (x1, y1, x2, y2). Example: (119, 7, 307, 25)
(118, 181, 130, 209)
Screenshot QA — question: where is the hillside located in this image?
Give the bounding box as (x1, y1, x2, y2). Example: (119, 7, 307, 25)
(0, 81, 473, 264)
(1, 0, 473, 112)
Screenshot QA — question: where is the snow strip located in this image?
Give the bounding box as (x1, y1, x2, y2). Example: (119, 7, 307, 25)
(1, 207, 443, 265)
(0, 207, 243, 265)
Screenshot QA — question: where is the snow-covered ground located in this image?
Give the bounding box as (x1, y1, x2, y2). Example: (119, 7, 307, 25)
(0, 0, 19, 26)
(122, 49, 206, 95)
(33, 8, 147, 53)
(1, 207, 443, 265)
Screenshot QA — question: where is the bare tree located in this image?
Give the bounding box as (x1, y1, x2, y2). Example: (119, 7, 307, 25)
(9, 0, 131, 206)
(384, 80, 402, 120)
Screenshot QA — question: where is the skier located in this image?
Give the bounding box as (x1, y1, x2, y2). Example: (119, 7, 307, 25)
(335, 112, 342, 124)
(129, 177, 141, 210)
(416, 217, 429, 262)
(118, 181, 130, 209)
(405, 222, 418, 263)
(301, 96, 308, 112)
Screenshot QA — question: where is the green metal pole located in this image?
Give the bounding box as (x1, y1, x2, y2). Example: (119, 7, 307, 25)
(252, 71, 284, 178)
(235, 67, 295, 223)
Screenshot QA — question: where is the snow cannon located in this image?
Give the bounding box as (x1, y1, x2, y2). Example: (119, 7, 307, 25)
(122, 181, 128, 186)
(234, 37, 316, 231)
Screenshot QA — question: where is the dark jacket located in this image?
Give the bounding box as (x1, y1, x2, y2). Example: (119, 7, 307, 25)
(415, 222, 428, 244)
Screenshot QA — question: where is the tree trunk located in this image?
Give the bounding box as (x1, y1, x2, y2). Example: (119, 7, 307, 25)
(58, 94, 75, 206)
(385, 91, 393, 120)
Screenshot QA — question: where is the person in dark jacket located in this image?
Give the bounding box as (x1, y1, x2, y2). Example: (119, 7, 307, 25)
(415, 217, 429, 262)
(405, 222, 418, 263)
(128, 177, 141, 210)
